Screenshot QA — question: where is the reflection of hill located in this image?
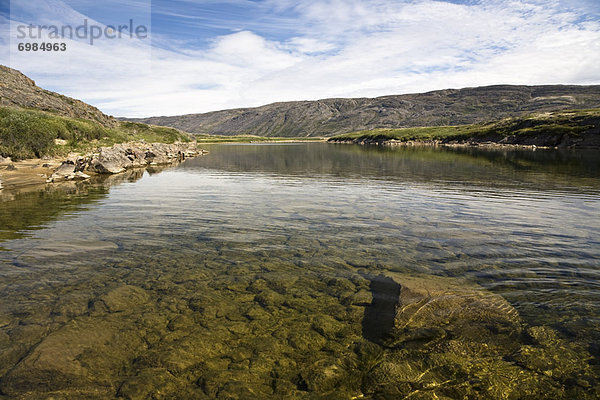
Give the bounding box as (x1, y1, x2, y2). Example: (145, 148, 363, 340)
(181, 143, 600, 193)
(0, 169, 147, 243)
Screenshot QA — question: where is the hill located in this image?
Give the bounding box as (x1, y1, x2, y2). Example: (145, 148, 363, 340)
(125, 85, 600, 137)
(329, 108, 600, 148)
(0, 65, 117, 127)
(0, 66, 190, 160)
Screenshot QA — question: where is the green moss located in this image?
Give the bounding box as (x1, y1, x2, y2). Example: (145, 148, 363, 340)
(0, 107, 191, 160)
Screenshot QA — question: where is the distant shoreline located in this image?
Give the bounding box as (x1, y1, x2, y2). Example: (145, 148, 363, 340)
(328, 108, 600, 150)
(328, 138, 598, 150)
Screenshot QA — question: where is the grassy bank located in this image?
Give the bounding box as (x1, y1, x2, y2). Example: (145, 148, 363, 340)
(0, 107, 190, 160)
(329, 109, 600, 145)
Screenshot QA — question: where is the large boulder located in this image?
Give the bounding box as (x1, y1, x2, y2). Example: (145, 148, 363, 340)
(361, 273, 598, 399)
(88, 146, 130, 174)
(387, 273, 521, 348)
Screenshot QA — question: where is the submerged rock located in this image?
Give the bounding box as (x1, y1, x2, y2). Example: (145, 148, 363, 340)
(99, 285, 150, 313)
(359, 273, 599, 399)
(117, 368, 181, 400)
(387, 273, 521, 348)
(0, 318, 145, 397)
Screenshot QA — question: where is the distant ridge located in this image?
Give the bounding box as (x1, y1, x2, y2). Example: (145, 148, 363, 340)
(124, 85, 600, 137)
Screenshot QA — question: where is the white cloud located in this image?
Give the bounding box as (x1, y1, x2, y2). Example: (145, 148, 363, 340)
(3, 0, 599, 117)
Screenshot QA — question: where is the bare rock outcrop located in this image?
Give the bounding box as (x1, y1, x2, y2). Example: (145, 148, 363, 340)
(48, 142, 204, 182)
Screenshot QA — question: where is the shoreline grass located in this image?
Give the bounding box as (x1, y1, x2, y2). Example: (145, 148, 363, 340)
(329, 108, 600, 144)
(0, 107, 190, 161)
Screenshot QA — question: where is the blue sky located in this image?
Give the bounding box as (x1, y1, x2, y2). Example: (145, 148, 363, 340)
(2, 0, 600, 117)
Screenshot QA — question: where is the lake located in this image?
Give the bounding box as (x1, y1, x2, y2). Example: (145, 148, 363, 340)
(0, 143, 599, 399)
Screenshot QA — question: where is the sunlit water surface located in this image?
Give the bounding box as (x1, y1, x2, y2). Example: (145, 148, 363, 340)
(0, 143, 599, 399)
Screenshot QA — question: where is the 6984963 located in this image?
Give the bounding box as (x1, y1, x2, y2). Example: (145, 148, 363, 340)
(17, 42, 67, 52)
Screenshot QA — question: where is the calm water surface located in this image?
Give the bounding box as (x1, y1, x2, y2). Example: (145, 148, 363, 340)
(0, 143, 599, 399)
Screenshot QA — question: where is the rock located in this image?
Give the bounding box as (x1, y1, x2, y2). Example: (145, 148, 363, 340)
(117, 368, 180, 400)
(74, 171, 91, 179)
(301, 359, 347, 392)
(93, 161, 126, 174)
(89, 147, 128, 174)
(311, 315, 346, 339)
(387, 273, 522, 348)
(287, 329, 326, 352)
(511, 326, 595, 382)
(254, 290, 285, 308)
(348, 288, 372, 306)
(99, 285, 150, 313)
(48, 162, 92, 182)
(0, 318, 145, 396)
(5, 164, 17, 171)
(358, 274, 599, 399)
(48, 161, 76, 182)
(87, 142, 200, 174)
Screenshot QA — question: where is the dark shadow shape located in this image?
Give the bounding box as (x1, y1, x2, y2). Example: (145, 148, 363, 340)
(361, 274, 401, 344)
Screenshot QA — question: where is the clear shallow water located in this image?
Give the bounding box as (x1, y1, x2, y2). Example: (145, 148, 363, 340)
(0, 143, 599, 399)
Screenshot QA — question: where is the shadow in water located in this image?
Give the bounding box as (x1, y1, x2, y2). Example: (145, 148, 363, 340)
(361, 274, 401, 344)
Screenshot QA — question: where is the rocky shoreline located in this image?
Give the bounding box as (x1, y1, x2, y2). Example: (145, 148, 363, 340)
(331, 138, 554, 150)
(0, 142, 206, 191)
(330, 136, 600, 149)
(329, 127, 600, 149)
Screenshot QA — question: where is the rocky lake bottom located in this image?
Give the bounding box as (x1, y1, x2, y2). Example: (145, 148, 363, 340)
(0, 143, 599, 399)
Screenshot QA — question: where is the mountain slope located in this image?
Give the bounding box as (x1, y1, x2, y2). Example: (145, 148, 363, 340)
(126, 85, 600, 137)
(0, 66, 190, 160)
(0, 65, 117, 127)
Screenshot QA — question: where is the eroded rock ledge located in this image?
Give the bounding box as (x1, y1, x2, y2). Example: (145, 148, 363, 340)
(48, 142, 206, 183)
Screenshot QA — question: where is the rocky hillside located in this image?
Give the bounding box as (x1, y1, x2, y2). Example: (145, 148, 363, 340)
(0, 66, 190, 161)
(126, 85, 600, 137)
(0, 65, 117, 127)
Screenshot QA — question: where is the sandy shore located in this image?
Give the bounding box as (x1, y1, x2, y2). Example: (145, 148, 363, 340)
(0, 157, 66, 190)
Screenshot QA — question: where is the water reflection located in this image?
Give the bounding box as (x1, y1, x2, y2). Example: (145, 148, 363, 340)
(183, 143, 600, 194)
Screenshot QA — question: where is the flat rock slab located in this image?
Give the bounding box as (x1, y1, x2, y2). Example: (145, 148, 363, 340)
(360, 273, 598, 399)
(0, 317, 145, 397)
(100, 285, 150, 313)
(389, 272, 520, 334)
